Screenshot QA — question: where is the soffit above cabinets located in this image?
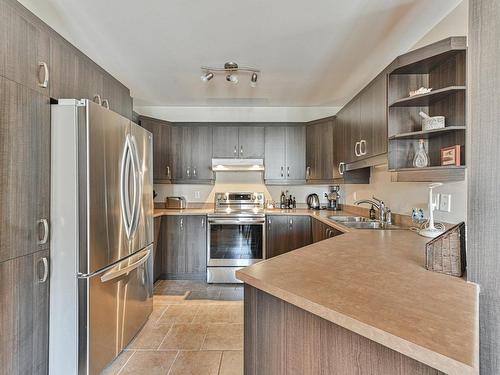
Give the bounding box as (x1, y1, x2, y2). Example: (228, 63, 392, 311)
(19, 0, 461, 107)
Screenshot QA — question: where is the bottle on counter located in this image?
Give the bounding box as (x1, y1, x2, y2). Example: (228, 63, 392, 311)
(292, 197, 297, 208)
(288, 195, 293, 209)
(369, 205, 376, 220)
(280, 191, 286, 209)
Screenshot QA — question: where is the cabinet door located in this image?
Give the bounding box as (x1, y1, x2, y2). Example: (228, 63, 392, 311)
(190, 126, 214, 181)
(0, 250, 50, 375)
(264, 127, 286, 181)
(102, 73, 132, 119)
(343, 96, 361, 163)
(361, 73, 387, 158)
(311, 219, 325, 243)
(319, 120, 335, 181)
(163, 216, 186, 277)
(306, 124, 320, 180)
(213, 126, 239, 158)
(238, 127, 265, 158)
(0, 78, 50, 263)
(266, 216, 289, 259)
(287, 216, 312, 251)
(171, 126, 192, 181)
(0, 2, 50, 95)
(140, 118, 172, 183)
(185, 216, 207, 276)
(285, 126, 306, 181)
(153, 217, 162, 281)
(333, 116, 346, 179)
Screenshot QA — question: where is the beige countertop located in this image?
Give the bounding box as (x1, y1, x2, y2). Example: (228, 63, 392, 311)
(154, 207, 478, 374)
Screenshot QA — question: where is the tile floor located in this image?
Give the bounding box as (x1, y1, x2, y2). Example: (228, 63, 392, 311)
(101, 280, 244, 375)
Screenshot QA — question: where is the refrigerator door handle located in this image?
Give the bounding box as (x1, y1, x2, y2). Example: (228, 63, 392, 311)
(100, 249, 151, 282)
(128, 136, 143, 239)
(120, 136, 133, 238)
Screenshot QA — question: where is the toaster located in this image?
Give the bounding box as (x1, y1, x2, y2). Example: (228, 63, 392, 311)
(165, 196, 187, 209)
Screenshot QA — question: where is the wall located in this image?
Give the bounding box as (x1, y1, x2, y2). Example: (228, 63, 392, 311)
(154, 173, 332, 207)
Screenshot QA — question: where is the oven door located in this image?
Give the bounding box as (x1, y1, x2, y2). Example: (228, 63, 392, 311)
(207, 217, 265, 267)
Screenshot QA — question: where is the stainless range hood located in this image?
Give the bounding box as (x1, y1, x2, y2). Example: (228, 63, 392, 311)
(211, 158, 264, 172)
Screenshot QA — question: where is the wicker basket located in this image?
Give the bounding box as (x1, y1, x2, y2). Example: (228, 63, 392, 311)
(425, 222, 466, 277)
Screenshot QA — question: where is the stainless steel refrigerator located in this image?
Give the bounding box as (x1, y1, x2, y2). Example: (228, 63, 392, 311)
(49, 99, 154, 375)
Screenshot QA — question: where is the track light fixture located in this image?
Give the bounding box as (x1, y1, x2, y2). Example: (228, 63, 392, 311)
(200, 61, 259, 87)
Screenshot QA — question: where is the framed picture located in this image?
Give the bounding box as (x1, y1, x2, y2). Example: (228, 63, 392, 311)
(441, 145, 461, 166)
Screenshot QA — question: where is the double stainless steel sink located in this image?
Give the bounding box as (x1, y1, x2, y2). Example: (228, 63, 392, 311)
(327, 216, 401, 230)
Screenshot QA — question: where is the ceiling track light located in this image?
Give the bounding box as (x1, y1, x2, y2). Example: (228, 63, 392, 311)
(200, 61, 260, 87)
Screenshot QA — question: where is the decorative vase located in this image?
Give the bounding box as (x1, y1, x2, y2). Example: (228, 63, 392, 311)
(413, 139, 429, 168)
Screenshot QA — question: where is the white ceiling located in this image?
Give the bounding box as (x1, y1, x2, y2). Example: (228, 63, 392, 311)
(19, 0, 461, 108)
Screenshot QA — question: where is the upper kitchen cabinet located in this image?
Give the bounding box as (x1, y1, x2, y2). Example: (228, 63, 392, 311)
(213, 126, 265, 158)
(0, 1, 50, 95)
(0, 77, 50, 263)
(171, 125, 214, 183)
(50, 36, 132, 119)
(139, 116, 172, 183)
(265, 126, 306, 184)
(387, 37, 466, 182)
(306, 118, 335, 183)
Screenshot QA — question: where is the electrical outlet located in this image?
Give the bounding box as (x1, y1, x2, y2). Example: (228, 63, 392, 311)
(439, 193, 451, 212)
(194, 191, 201, 199)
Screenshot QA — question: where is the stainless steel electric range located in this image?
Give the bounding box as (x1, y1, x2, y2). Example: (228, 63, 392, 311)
(207, 192, 265, 283)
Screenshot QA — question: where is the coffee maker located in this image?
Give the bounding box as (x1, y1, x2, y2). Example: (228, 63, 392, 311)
(325, 186, 340, 211)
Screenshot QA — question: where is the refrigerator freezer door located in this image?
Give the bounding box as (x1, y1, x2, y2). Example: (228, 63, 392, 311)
(129, 122, 154, 253)
(85, 102, 131, 274)
(79, 245, 153, 375)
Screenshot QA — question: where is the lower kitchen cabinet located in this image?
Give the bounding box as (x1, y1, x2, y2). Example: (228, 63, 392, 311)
(160, 215, 207, 280)
(0, 250, 50, 375)
(153, 216, 162, 282)
(311, 218, 342, 243)
(266, 216, 312, 259)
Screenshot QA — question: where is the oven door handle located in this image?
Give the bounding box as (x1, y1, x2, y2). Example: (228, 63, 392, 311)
(208, 218, 265, 225)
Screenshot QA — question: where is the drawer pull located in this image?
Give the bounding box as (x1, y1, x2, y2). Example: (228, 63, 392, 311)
(38, 61, 49, 88)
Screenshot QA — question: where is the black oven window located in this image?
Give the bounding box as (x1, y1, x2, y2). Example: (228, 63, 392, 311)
(210, 224, 263, 259)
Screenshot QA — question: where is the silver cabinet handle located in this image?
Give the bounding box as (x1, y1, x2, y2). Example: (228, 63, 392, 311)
(180, 218, 184, 230)
(234, 146, 237, 156)
(93, 94, 102, 105)
(325, 228, 331, 238)
(102, 99, 110, 109)
(289, 218, 293, 225)
(193, 167, 197, 177)
(360, 139, 367, 155)
(37, 218, 49, 245)
(186, 167, 190, 177)
(287, 166, 290, 177)
(37, 256, 49, 283)
(38, 61, 49, 88)
(280, 166, 284, 178)
(306, 166, 311, 179)
(338, 162, 345, 176)
(166, 165, 171, 178)
(240, 145, 243, 156)
(354, 141, 361, 157)
(201, 217, 205, 228)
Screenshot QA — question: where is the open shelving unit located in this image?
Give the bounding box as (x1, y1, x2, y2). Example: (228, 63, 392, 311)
(387, 37, 467, 182)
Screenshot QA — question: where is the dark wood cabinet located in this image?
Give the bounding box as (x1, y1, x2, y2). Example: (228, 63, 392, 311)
(0, 1, 50, 95)
(265, 126, 306, 184)
(238, 126, 265, 158)
(140, 116, 172, 183)
(266, 215, 311, 259)
(171, 126, 213, 183)
(0, 77, 50, 263)
(0, 250, 50, 375)
(306, 118, 334, 183)
(311, 218, 342, 243)
(153, 217, 162, 282)
(213, 126, 264, 158)
(102, 73, 132, 119)
(161, 215, 206, 279)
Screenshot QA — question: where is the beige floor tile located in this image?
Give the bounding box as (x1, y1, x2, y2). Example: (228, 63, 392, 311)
(148, 304, 169, 323)
(193, 303, 243, 324)
(157, 304, 200, 324)
(127, 322, 173, 350)
(120, 351, 178, 375)
(168, 351, 222, 375)
(219, 351, 243, 375)
(201, 324, 243, 350)
(159, 323, 208, 350)
(100, 350, 134, 375)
